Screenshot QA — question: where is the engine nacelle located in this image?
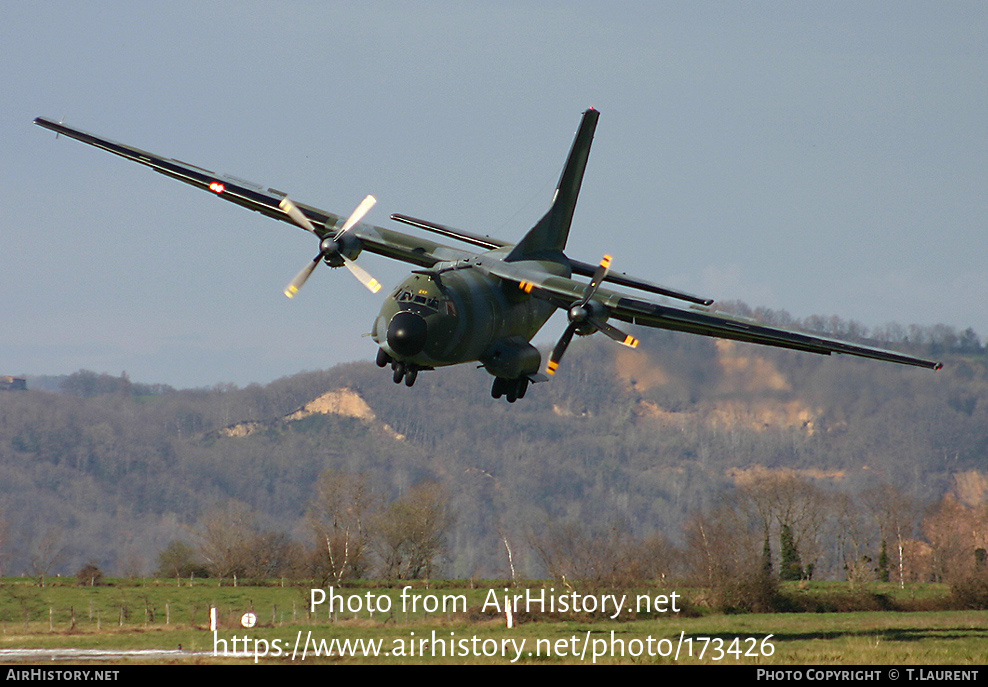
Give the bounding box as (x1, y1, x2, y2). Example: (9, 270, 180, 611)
(572, 299, 608, 336)
(321, 233, 363, 267)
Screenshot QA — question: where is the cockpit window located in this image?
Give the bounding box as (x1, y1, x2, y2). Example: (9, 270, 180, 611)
(391, 286, 440, 312)
(393, 288, 440, 312)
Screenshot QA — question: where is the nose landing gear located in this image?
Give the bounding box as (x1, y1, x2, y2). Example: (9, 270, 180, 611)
(377, 349, 419, 387)
(392, 361, 418, 387)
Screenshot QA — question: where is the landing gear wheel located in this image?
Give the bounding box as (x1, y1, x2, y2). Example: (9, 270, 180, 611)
(491, 377, 506, 399)
(404, 367, 418, 387)
(392, 362, 405, 384)
(515, 377, 529, 399)
(492, 377, 528, 402)
(376, 348, 392, 368)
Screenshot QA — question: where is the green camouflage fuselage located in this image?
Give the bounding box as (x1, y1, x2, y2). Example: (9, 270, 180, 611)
(371, 251, 567, 378)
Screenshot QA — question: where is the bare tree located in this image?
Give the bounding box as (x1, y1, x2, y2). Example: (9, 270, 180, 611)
(307, 471, 377, 583)
(682, 503, 773, 611)
(683, 504, 758, 587)
(155, 540, 206, 579)
(831, 493, 874, 583)
(373, 483, 452, 580)
(737, 472, 830, 580)
(29, 527, 66, 587)
(736, 477, 777, 576)
(922, 494, 988, 583)
(528, 520, 601, 582)
(194, 500, 261, 581)
(862, 483, 919, 587)
(528, 519, 673, 586)
(773, 476, 829, 579)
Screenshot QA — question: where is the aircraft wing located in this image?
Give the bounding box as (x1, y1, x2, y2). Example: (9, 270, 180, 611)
(33, 117, 475, 268)
(485, 260, 943, 370)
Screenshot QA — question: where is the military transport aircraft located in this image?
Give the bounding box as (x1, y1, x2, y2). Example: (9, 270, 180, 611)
(35, 109, 941, 402)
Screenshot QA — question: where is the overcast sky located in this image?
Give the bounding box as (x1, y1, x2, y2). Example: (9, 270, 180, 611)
(2, 2, 985, 388)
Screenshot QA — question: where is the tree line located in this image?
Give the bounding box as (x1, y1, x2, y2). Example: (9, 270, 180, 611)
(1, 308, 986, 585)
(715, 301, 985, 356)
(112, 467, 986, 616)
(152, 473, 452, 584)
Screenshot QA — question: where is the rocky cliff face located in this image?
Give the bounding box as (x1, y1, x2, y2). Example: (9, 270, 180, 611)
(221, 387, 405, 440)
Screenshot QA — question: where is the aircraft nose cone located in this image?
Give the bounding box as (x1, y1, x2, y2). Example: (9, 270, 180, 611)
(387, 311, 428, 357)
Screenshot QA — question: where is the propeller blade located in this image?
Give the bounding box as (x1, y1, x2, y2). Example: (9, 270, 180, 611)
(282, 194, 381, 297)
(547, 322, 579, 375)
(284, 255, 321, 299)
(335, 195, 377, 239)
(343, 255, 383, 294)
(546, 255, 635, 376)
(588, 316, 639, 349)
(581, 254, 611, 303)
(279, 196, 317, 234)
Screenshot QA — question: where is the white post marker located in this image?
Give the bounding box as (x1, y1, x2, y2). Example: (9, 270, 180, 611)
(210, 606, 217, 632)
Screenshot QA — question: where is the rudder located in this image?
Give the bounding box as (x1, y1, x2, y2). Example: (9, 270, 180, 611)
(506, 108, 599, 263)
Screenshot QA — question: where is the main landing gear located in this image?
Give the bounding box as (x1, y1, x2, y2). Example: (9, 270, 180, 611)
(491, 376, 528, 403)
(377, 349, 418, 387)
(376, 349, 528, 399)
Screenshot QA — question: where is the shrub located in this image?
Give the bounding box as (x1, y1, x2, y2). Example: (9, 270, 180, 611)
(76, 563, 104, 586)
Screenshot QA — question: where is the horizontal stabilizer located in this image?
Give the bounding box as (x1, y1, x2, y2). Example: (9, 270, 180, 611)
(568, 258, 713, 306)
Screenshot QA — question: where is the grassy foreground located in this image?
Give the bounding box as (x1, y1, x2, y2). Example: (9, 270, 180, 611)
(0, 578, 985, 665)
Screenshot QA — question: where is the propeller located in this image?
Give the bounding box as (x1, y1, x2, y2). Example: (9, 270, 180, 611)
(546, 254, 639, 375)
(280, 195, 382, 298)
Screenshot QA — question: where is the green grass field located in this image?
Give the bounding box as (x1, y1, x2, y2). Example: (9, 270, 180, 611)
(0, 579, 984, 664)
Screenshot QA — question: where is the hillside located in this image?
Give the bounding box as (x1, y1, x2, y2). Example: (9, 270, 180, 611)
(1, 320, 986, 580)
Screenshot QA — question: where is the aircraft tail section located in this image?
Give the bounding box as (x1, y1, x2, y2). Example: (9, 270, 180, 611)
(506, 108, 599, 263)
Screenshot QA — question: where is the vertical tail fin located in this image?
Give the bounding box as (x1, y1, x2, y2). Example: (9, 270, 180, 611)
(506, 108, 599, 262)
